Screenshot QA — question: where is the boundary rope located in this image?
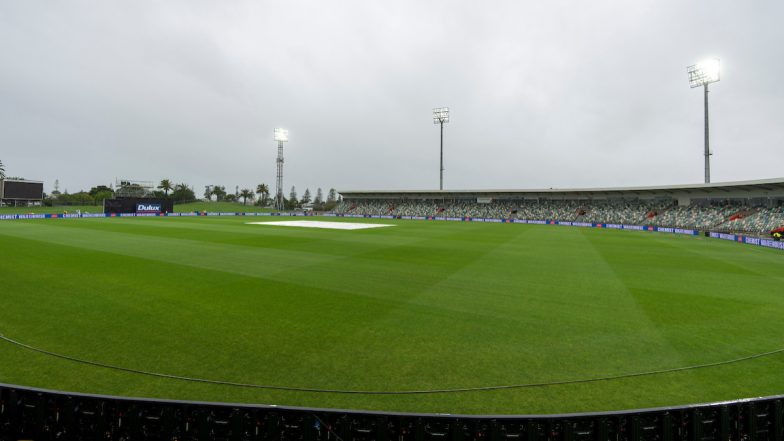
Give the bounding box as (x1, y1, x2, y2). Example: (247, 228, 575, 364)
(2, 333, 784, 395)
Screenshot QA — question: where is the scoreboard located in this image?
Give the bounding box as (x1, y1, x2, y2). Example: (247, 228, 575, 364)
(0, 180, 44, 201)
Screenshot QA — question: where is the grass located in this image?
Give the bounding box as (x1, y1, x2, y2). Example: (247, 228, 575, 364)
(0, 216, 782, 415)
(0, 201, 274, 215)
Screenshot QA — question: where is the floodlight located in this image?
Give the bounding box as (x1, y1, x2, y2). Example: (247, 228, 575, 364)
(433, 107, 450, 124)
(274, 128, 289, 142)
(433, 107, 450, 190)
(687, 58, 720, 88)
(686, 58, 721, 184)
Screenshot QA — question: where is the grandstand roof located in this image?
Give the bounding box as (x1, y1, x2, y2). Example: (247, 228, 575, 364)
(340, 178, 784, 200)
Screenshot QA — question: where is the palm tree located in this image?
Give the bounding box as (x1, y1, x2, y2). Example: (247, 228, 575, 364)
(158, 179, 173, 197)
(256, 183, 269, 206)
(240, 189, 254, 206)
(0, 159, 5, 179)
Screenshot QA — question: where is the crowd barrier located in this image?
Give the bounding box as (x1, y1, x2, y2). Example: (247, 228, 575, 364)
(1, 382, 783, 441)
(1, 210, 782, 252)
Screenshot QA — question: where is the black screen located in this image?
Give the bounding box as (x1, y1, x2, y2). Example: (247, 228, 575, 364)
(2, 181, 43, 199)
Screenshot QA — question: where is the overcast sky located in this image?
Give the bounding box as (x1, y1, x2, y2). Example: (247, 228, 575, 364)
(1, 1, 782, 196)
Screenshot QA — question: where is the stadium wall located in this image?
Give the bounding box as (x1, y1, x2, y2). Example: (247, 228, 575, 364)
(1, 382, 783, 440)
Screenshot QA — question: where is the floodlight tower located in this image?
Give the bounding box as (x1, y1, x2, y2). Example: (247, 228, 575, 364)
(687, 58, 720, 184)
(274, 128, 288, 211)
(433, 107, 450, 190)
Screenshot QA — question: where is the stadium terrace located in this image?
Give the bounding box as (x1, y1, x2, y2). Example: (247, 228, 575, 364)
(337, 178, 784, 236)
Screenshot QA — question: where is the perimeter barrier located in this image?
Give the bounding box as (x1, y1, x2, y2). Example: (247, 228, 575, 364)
(0, 211, 782, 251)
(1, 383, 783, 441)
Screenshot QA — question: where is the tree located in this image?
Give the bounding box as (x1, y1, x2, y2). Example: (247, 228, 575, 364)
(224, 193, 237, 202)
(256, 183, 269, 206)
(52, 179, 61, 196)
(93, 190, 114, 203)
(301, 188, 311, 205)
(158, 179, 173, 197)
(0, 159, 4, 179)
(211, 185, 227, 202)
(88, 185, 113, 197)
(315, 188, 324, 205)
(172, 183, 195, 202)
(327, 188, 337, 202)
(204, 185, 213, 200)
(289, 186, 297, 204)
(115, 182, 147, 198)
(240, 188, 254, 206)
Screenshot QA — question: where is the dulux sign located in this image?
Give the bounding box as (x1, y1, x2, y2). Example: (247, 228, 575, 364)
(136, 203, 161, 213)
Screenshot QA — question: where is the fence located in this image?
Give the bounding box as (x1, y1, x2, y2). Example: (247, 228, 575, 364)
(1, 382, 783, 441)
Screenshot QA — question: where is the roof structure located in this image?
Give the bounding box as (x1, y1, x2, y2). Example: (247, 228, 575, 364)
(339, 178, 784, 201)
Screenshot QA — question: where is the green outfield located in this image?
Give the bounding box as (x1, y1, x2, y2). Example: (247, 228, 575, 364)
(0, 216, 782, 415)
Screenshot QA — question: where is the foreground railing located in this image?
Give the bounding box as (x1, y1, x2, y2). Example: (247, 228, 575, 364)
(1, 383, 783, 441)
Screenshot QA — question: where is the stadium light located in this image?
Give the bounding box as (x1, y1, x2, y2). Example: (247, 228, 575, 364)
(433, 107, 449, 190)
(274, 128, 288, 211)
(687, 58, 720, 184)
(274, 128, 289, 142)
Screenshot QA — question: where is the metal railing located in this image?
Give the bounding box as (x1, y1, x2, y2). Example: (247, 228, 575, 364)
(1, 383, 783, 440)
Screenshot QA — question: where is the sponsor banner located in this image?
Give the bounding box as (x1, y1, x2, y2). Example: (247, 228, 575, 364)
(16, 214, 47, 219)
(656, 227, 675, 233)
(82, 213, 106, 218)
(323, 213, 336, 217)
(674, 228, 698, 235)
(412, 216, 426, 220)
(446, 217, 462, 221)
(758, 239, 784, 250)
(179, 212, 198, 217)
(710, 232, 737, 241)
(136, 203, 161, 213)
(623, 225, 645, 231)
(605, 224, 624, 229)
(572, 222, 593, 228)
(527, 220, 547, 225)
(135, 213, 157, 217)
(0, 214, 18, 220)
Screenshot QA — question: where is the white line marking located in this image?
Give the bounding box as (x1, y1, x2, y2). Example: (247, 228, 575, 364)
(246, 220, 394, 230)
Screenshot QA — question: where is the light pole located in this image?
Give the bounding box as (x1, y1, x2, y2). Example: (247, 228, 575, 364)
(687, 58, 720, 184)
(274, 128, 288, 211)
(433, 107, 450, 190)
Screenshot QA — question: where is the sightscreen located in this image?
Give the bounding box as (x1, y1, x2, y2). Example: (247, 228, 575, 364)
(103, 198, 174, 214)
(1, 181, 43, 200)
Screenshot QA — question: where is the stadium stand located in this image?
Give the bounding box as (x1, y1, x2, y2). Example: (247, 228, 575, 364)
(336, 196, 784, 235)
